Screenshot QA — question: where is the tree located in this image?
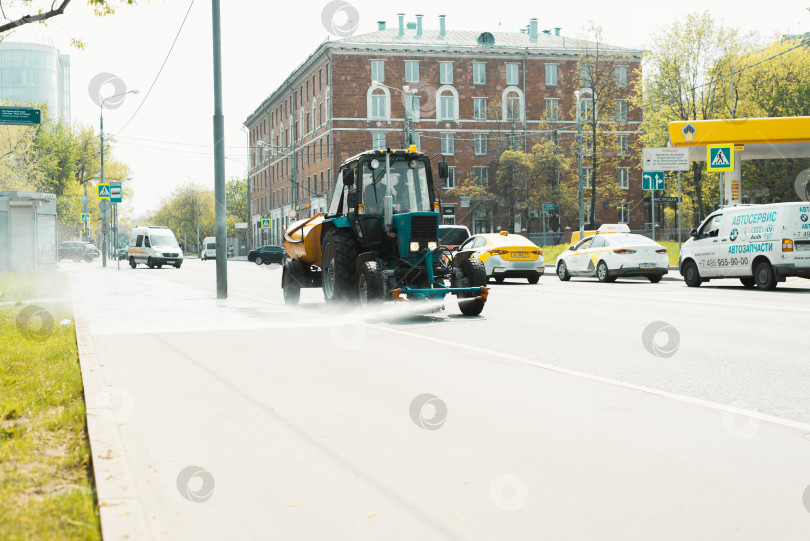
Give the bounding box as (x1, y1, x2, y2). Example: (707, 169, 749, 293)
(577, 24, 638, 226)
(149, 182, 215, 251)
(641, 12, 749, 225)
(0, 1, 136, 38)
(225, 177, 247, 237)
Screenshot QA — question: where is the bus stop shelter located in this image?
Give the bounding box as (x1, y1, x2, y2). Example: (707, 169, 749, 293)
(668, 116, 810, 205)
(0, 191, 58, 272)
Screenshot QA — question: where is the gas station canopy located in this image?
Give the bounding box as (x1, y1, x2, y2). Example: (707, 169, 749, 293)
(668, 116, 810, 161)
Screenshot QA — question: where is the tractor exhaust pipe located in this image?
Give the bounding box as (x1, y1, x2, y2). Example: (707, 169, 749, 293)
(384, 151, 393, 232)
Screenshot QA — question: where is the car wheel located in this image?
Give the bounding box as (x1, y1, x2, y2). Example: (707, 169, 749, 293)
(597, 261, 611, 283)
(557, 261, 571, 281)
(527, 275, 540, 284)
(156, 263, 163, 269)
(456, 258, 487, 316)
(129, 257, 137, 269)
(494, 276, 504, 284)
(648, 275, 663, 283)
(740, 277, 755, 288)
(147, 257, 155, 269)
(174, 262, 182, 269)
(754, 260, 777, 290)
(683, 261, 701, 287)
(255, 256, 263, 265)
(357, 261, 386, 307)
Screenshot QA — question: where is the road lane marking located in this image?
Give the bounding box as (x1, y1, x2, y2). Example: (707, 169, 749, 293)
(370, 323, 810, 433)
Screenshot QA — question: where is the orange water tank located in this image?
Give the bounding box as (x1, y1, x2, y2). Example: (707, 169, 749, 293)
(283, 214, 324, 266)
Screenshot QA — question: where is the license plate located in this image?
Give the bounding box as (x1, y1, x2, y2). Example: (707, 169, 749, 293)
(640, 263, 655, 269)
(796, 244, 810, 251)
(511, 252, 530, 259)
(166, 260, 175, 264)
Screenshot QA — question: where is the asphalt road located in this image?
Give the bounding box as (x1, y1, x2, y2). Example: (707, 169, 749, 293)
(61, 258, 810, 540)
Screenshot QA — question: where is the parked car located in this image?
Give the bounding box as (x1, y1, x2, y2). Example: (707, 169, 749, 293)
(438, 225, 471, 250)
(457, 231, 544, 283)
(248, 245, 285, 265)
(58, 241, 99, 262)
(556, 226, 669, 283)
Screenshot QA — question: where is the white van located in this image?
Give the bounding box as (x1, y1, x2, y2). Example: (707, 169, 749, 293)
(679, 202, 810, 289)
(128, 226, 184, 269)
(202, 237, 216, 260)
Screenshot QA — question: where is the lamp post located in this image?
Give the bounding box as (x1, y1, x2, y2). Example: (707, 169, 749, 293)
(575, 87, 593, 242)
(371, 80, 417, 147)
(100, 88, 138, 267)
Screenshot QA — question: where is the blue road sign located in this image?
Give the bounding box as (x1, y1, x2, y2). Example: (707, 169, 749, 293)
(260, 219, 271, 229)
(642, 171, 665, 190)
(543, 204, 556, 210)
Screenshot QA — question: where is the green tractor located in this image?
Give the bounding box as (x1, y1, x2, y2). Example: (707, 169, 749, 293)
(281, 146, 489, 315)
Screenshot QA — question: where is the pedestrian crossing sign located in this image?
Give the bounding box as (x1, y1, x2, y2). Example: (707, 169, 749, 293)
(81, 213, 89, 222)
(97, 183, 111, 199)
(707, 144, 734, 172)
(261, 219, 271, 229)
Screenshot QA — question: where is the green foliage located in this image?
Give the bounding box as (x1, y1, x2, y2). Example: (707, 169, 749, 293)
(225, 177, 248, 236)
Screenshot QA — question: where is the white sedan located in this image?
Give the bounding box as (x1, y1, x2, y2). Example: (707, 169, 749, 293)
(556, 232, 669, 283)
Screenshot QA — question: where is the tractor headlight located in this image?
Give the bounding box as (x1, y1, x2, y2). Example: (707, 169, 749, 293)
(427, 241, 437, 250)
(409, 241, 420, 252)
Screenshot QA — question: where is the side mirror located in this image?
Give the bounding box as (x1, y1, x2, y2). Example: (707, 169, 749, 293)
(437, 161, 449, 180)
(690, 228, 697, 239)
(342, 168, 355, 187)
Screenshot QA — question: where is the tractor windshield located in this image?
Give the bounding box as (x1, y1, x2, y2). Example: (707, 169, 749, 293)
(362, 159, 431, 214)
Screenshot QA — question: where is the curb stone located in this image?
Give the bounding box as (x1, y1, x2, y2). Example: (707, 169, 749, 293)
(71, 276, 151, 540)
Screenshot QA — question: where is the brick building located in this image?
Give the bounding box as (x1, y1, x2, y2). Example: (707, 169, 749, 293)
(244, 14, 644, 247)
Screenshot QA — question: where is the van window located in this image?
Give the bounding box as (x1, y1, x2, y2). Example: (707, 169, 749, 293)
(144, 236, 151, 248)
(207, 243, 216, 250)
(698, 214, 723, 238)
(136, 235, 144, 247)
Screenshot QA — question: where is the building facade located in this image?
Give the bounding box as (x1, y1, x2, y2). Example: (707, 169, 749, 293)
(0, 37, 71, 122)
(245, 15, 644, 247)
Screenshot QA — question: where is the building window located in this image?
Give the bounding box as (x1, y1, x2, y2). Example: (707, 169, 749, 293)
(474, 166, 488, 187)
(474, 133, 487, 156)
(615, 65, 628, 88)
(581, 98, 595, 121)
(617, 167, 630, 189)
(441, 133, 455, 155)
(616, 99, 628, 122)
(405, 61, 419, 82)
(369, 88, 388, 120)
(442, 205, 456, 225)
(618, 134, 629, 156)
(505, 93, 521, 121)
(617, 202, 629, 223)
(583, 166, 593, 188)
(440, 62, 453, 85)
(472, 62, 486, 85)
(439, 94, 455, 120)
(445, 166, 456, 189)
(545, 64, 558, 86)
(371, 60, 384, 83)
(506, 63, 519, 85)
(473, 97, 487, 120)
(372, 132, 386, 150)
(545, 98, 559, 121)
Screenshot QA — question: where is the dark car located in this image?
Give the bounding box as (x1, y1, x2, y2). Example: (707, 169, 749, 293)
(248, 245, 284, 265)
(58, 241, 100, 262)
(438, 225, 471, 250)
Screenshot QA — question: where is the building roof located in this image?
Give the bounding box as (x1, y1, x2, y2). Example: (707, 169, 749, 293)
(334, 28, 639, 54)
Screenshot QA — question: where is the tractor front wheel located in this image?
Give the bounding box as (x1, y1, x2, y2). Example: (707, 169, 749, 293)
(321, 229, 359, 303)
(456, 258, 487, 316)
(358, 261, 386, 307)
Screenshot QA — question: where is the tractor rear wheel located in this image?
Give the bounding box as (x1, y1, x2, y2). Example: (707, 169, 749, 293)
(321, 229, 359, 303)
(456, 258, 487, 316)
(358, 261, 385, 307)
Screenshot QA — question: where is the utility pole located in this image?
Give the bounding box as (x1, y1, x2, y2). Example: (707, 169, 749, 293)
(212, 0, 227, 298)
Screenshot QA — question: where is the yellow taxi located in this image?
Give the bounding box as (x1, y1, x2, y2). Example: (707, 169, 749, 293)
(457, 231, 544, 283)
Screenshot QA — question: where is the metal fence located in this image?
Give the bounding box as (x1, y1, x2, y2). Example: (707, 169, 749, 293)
(527, 232, 565, 246)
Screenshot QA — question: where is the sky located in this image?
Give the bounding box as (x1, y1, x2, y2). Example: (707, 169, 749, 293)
(4, 0, 808, 216)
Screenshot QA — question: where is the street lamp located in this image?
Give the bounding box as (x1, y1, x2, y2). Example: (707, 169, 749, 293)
(575, 87, 593, 242)
(371, 80, 418, 146)
(100, 88, 138, 267)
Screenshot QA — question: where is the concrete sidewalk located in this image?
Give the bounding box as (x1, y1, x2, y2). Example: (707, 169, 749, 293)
(70, 267, 810, 540)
